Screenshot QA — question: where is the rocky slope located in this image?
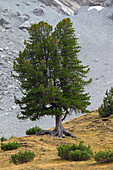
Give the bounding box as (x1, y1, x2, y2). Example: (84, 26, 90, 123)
(0, 0, 113, 138)
(39, 0, 113, 15)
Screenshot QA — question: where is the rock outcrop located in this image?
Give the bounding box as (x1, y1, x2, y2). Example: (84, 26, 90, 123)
(39, 0, 113, 15)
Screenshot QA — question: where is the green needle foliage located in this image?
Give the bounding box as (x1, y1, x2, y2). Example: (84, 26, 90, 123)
(26, 126, 42, 135)
(11, 150, 35, 164)
(57, 142, 93, 161)
(1, 141, 21, 151)
(98, 87, 113, 117)
(12, 18, 91, 130)
(95, 150, 113, 163)
(0, 136, 7, 142)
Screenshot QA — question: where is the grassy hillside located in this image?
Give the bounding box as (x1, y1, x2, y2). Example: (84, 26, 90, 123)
(0, 111, 113, 170)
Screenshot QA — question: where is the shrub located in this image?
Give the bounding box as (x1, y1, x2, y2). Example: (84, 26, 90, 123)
(68, 150, 92, 161)
(109, 114, 113, 118)
(40, 138, 44, 141)
(11, 150, 35, 164)
(1, 141, 21, 151)
(57, 141, 93, 161)
(26, 126, 42, 135)
(0, 136, 7, 142)
(98, 87, 113, 118)
(95, 150, 113, 163)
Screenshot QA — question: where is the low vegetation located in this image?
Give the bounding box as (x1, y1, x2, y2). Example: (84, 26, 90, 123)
(26, 126, 42, 135)
(40, 138, 44, 141)
(0, 136, 7, 142)
(0, 111, 113, 169)
(98, 87, 113, 117)
(11, 150, 35, 164)
(1, 141, 21, 151)
(57, 142, 93, 161)
(95, 150, 113, 163)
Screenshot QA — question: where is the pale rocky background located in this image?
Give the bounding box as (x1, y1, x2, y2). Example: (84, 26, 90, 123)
(0, 0, 113, 138)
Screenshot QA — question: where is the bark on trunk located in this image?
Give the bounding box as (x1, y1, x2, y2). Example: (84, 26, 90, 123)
(36, 115, 76, 138)
(54, 115, 64, 137)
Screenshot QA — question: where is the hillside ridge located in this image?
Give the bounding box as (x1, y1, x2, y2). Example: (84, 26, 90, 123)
(1, 111, 113, 170)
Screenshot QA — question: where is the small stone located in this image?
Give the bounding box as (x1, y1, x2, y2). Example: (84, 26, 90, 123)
(4, 25, 12, 29)
(4, 91, 10, 95)
(7, 52, 12, 55)
(11, 106, 17, 110)
(23, 29, 27, 32)
(4, 47, 9, 51)
(2, 8, 9, 13)
(0, 62, 3, 65)
(0, 48, 3, 51)
(8, 85, 14, 89)
(26, 2, 31, 6)
(1, 55, 6, 58)
(108, 13, 113, 20)
(93, 59, 98, 62)
(16, 12, 21, 16)
(16, 3, 20, 6)
(12, 50, 18, 54)
(0, 96, 3, 100)
(4, 112, 9, 116)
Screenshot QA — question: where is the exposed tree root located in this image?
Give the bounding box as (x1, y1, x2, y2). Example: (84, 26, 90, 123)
(35, 128, 76, 138)
(36, 115, 76, 138)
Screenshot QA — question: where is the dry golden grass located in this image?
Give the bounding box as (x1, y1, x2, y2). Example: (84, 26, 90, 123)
(1, 111, 113, 170)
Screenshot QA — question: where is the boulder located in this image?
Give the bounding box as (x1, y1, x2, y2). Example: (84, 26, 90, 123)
(18, 14, 30, 22)
(0, 18, 9, 26)
(19, 19, 34, 30)
(33, 8, 44, 16)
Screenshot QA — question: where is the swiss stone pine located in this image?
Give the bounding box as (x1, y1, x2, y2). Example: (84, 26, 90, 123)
(13, 18, 92, 138)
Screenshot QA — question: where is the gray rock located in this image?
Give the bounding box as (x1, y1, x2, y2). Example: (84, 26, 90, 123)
(4, 25, 12, 29)
(26, 2, 31, 6)
(0, 18, 9, 26)
(11, 106, 17, 110)
(16, 3, 20, 6)
(2, 8, 10, 13)
(18, 14, 30, 22)
(19, 19, 34, 30)
(39, 0, 51, 6)
(4, 112, 9, 116)
(39, 0, 80, 15)
(10, 12, 21, 18)
(33, 8, 44, 16)
(108, 13, 113, 19)
(1, 55, 6, 58)
(0, 48, 3, 51)
(4, 47, 9, 51)
(102, 0, 113, 6)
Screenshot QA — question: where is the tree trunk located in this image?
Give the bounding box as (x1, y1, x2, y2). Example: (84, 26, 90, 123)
(36, 114, 76, 138)
(53, 115, 64, 137)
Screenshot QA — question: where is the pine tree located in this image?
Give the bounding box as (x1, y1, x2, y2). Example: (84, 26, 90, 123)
(13, 18, 92, 138)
